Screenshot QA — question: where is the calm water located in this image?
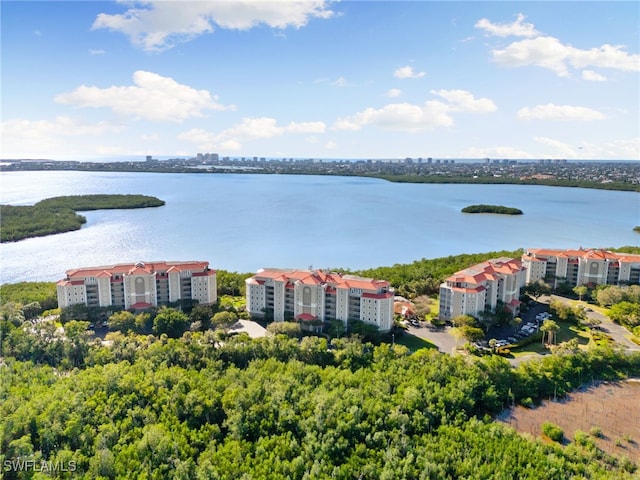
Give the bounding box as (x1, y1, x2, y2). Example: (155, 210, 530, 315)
(1, 171, 638, 284)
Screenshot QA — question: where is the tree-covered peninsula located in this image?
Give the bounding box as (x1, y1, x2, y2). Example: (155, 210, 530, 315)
(462, 204, 523, 215)
(0, 194, 164, 242)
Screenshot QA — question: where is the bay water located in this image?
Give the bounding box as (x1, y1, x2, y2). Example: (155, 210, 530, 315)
(1, 171, 638, 284)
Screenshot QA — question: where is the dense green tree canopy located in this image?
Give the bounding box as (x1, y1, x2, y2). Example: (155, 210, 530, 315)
(153, 307, 189, 338)
(1, 339, 638, 479)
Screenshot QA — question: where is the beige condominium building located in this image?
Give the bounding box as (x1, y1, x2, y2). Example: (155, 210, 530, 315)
(522, 248, 640, 288)
(439, 257, 526, 321)
(246, 269, 395, 332)
(57, 261, 217, 310)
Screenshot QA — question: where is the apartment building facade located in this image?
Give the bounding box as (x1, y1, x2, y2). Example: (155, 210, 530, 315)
(246, 269, 395, 332)
(439, 257, 526, 321)
(57, 261, 217, 310)
(522, 248, 640, 288)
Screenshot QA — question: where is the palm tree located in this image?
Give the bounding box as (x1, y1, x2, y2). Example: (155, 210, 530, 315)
(540, 319, 559, 346)
(510, 316, 522, 335)
(573, 285, 588, 302)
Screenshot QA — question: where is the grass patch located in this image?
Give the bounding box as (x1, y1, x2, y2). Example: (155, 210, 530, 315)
(394, 332, 437, 352)
(509, 323, 591, 356)
(218, 295, 246, 310)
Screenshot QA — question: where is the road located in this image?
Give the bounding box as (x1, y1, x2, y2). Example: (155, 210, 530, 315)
(547, 294, 640, 353)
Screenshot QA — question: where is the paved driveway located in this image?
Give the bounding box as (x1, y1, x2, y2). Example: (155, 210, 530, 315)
(405, 324, 458, 354)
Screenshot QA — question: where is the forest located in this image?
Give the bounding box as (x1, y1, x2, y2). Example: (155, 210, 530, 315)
(2, 328, 640, 479)
(0, 195, 165, 242)
(369, 173, 640, 192)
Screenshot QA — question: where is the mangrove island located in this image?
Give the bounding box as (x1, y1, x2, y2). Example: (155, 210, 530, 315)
(1, 194, 165, 242)
(461, 204, 523, 215)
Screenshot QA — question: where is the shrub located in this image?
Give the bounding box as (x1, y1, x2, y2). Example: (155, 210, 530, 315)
(542, 422, 564, 442)
(521, 397, 534, 408)
(573, 430, 596, 449)
(590, 426, 603, 438)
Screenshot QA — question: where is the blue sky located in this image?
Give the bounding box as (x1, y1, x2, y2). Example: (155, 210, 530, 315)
(1, 1, 638, 160)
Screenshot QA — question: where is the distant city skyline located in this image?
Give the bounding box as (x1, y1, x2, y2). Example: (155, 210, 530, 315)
(1, 1, 638, 161)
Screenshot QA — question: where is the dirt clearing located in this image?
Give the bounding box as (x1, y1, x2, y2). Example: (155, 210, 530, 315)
(498, 379, 640, 461)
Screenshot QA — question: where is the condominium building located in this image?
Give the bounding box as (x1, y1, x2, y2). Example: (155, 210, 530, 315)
(439, 257, 526, 321)
(57, 261, 217, 310)
(246, 269, 395, 332)
(522, 248, 640, 288)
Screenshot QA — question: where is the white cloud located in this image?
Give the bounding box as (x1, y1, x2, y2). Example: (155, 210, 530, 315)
(475, 13, 539, 38)
(394, 66, 426, 79)
(386, 88, 402, 98)
(334, 102, 453, 132)
(594, 138, 640, 159)
(93, 1, 335, 52)
(581, 70, 607, 82)
(569, 43, 640, 71)
(0, 116, 123, 157)
(477, 13, 639, 77)
(430, 89, 497, 113)
(533, 136, 640, 159)
(517, 103, 605, 121)
(488, 31, 639, 77)
(324, 141, 337, 149)
(178, 116, 326, 150)
(333, 89, 496, 132)
(533, 136, 577, 157)
(462, 146, 536, 159)
(491, 36, 574, 76)
(286, 121, 325, 134)
(331, 76, 348, 87)
(55, 70, 234, 122)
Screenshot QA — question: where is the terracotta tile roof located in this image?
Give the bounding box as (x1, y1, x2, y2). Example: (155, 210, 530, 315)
(64, 261, 213, 280)
(362, 291, 394, 299)
(251, 268, 390, 292)
(444, 257, 524, 288)
(295, 313, 317, 321)
(130, 301, 153, 310)
(192, 270, 215, 277)
(451, 285, 486, 293)
(525, 249, 640, 264)
(618, 255, 640, 262)
(128, 266, 152, 275)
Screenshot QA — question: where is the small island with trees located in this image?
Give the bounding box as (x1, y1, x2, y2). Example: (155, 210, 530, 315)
(1, 194, 165, 242)
(462, 204, 523, 215)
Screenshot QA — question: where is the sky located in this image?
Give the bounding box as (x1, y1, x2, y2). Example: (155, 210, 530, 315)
(1, 1, 639, 161)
